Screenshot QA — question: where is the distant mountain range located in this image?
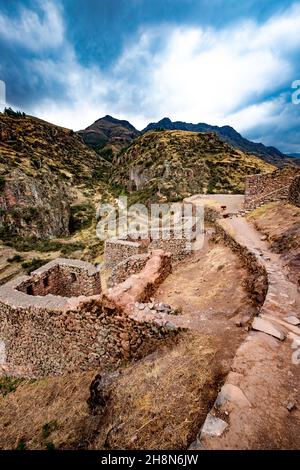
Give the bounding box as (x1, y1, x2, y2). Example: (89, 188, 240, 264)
(78, 115, 299, 167)
(143, 118, 291, 167)
(288, 153, 300, 158)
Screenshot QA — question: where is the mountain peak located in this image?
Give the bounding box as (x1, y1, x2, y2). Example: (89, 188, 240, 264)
(78, 115, 140, 151)
(159, 117, 172, 124)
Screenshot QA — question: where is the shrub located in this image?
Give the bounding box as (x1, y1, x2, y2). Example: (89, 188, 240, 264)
(69, 203, 94, 233)
(16, 439, 27, 450)
(4, 236, 84, 254)
(0, 174, 6, 190)
(98, 147, 114, 162)
(21, 258, 47, 274)
(42, 421, 58, 439)
(7, 254, 24, 263)
(4, 107, 25, 118)
(45, 442, 55, 451)
(0, 376, 24, 397)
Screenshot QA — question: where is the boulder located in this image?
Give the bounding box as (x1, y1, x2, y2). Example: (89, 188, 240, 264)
(284, 316, 300, 326)
(252, 317, 286, 340)
(200, 414, 228, 438)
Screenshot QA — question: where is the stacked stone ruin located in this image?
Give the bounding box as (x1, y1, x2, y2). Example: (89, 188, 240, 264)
(244, 167, 300, 210)
(1, 167, 299, 379)
(0, 253, 179, 378)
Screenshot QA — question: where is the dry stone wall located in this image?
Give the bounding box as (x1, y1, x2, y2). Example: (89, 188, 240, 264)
(16, 258, 102, 298)
(204, 207, 268, 307)
(289, 175, 300, 207)
(104, 225, 197, 287)
(107, 253, 150, 288)
(104, 239, 147, 269)
(0, 252, 178, 378)
(244, 168, 300, 210)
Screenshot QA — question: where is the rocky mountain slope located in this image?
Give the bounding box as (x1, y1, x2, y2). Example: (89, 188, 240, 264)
(143, 117, 297, 167)
(112, 130, 275, 203)
(78, 115, 140, 154)
(0, 112, 112, 238)
(0, 112, 117, 280)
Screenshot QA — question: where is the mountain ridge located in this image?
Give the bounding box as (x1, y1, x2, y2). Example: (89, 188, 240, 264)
(78, 114, 299, 167)
(143, 117, 292, 167)
(112, 129, 275, 204)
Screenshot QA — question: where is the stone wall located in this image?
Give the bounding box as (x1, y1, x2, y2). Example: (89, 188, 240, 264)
(244, 168, 300, 210)
(0, 251, 178, 378)
(204, 207, 268, 307)
(104, 224, 199, 287)
(107, 253, 150, 288)
(16, 258, 102, 298)
(288, 175, 300, 207)
(148, 237, 189, 262)
(104, 239, 147, 270)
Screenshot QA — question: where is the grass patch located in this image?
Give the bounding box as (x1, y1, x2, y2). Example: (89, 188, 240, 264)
(42, 421, 59, 440)
(21, 258, 48, 274)
(0, 376, 24, 397)
(3, 236, 85, 254)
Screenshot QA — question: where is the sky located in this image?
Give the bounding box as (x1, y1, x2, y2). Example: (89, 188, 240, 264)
(0, 0, 300, 152)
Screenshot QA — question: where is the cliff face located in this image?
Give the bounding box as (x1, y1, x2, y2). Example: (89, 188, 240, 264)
(0, 170, 70, 239)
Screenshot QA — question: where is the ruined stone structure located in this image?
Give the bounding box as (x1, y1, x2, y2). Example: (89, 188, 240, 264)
(104, 225, 199, 278)
(244, 168, 300, 210)
(104, 239, 147, 270)
(16, 258, 102, 298)
(0, 252, 178, 378)
(289, 175, 300, 207)
(107, 253, 150, 288)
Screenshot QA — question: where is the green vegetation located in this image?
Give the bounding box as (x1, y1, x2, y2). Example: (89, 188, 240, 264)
(4, 107, 26, 118)
(7, 254, 24, 263)
(0, 376, 24, 397)
(0, 174, 6, 190)
(2, 236, 85, 254)
(45, 442, 55, 450)
(97, 147, 114, 162)
(16, 439, 27, 450)
(42, 421, 59, 440)
(21, 258, 48, 274)
(111, 130, 274, 204)
(69, 203, 94, 233)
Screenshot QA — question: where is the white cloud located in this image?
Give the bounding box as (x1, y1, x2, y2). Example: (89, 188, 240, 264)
(0, 0, 64, 51)
(5, 0, 300, 150)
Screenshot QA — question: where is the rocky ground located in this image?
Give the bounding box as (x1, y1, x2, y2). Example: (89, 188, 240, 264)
(186, 196, 300, 450)
(248, 201, 300, 287)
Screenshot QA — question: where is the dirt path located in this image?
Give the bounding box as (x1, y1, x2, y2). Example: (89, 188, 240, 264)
(193, 212, 300, 449)
(186, 194, 244, 215)
(155, 239, 252, 332)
